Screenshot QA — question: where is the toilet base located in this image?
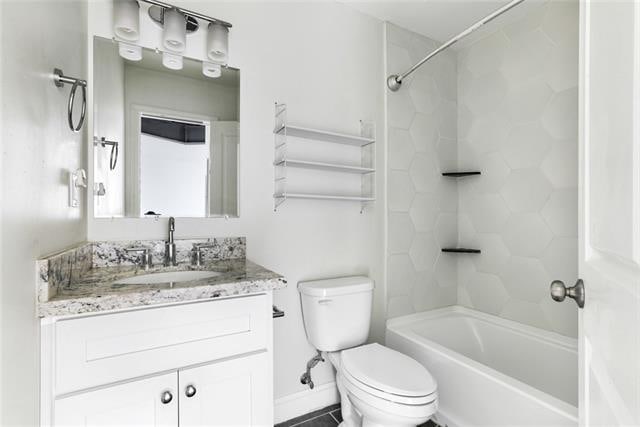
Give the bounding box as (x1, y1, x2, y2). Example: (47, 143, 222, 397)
(361, 421, 415, 427)
(339, 417, 423, 427)
(328, 351, 435, 427)
(349, 391, 431, 427)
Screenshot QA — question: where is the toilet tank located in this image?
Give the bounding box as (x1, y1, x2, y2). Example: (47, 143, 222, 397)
(298, 276, 374, 352)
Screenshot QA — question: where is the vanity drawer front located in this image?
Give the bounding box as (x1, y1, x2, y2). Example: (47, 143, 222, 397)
(55, 294, 269, 395)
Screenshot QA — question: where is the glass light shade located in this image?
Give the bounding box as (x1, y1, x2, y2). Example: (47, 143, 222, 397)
(163, 8, 186, 53)
(207, 22, 229, 64)
(118, 42, 142, 61)
(162, 51, 183, 70)
(113, 0, 140, 41)
(202, 61, 221, 78)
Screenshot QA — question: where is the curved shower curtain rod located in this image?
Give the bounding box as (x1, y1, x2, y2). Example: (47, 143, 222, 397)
(387, 0, 526, 91)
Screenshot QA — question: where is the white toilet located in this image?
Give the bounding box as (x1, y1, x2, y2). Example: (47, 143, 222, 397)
(298, 276, 438, 427)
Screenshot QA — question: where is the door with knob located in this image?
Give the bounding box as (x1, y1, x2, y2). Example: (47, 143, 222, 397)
(178, 352, 271, 426)
(579, 2, 640, 425)
(54, 373, 177, 426)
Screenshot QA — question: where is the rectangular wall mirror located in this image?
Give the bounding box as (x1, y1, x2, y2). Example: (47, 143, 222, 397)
(92, 36, 240, 218)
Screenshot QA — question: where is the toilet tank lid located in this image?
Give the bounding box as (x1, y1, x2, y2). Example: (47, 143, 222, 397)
(298, 276, 374, 297)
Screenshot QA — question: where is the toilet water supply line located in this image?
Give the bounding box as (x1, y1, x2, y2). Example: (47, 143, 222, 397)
(300, 350, 325, 389)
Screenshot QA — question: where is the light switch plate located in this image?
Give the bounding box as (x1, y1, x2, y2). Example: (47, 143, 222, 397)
(69, 169, 87, 208)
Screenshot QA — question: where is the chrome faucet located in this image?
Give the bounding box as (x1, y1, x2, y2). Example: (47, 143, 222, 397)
(165, 217, 177, 266)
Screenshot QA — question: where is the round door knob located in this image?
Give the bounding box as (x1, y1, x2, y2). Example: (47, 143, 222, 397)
(550, 279, 585, 308)
(550, 280, 567, 302)
(185, 384, 197, 398)
(160, 390, 173, 404)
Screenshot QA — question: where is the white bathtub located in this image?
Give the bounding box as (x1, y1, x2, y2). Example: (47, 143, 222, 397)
(386, 306, 578, 427)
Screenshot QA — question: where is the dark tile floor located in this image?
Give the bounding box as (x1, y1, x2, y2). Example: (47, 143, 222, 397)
(275, 404, 341, 427)
(275, 404, 438, 427)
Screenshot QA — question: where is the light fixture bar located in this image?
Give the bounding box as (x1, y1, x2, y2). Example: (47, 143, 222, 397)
(138, 0, 232, 28)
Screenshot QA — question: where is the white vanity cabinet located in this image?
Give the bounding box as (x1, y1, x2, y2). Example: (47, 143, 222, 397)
(54, 353, 269, 426)
(178, 352, 270, 426)
(54, 373, 178, 426)
(40, 293, 274, 427)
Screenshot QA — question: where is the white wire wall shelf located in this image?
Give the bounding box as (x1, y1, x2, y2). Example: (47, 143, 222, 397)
(273, 193, 376, 202)
(273, 159, 375, 174)
(273, 102, 376, 212)
(273, 124, 375, 147)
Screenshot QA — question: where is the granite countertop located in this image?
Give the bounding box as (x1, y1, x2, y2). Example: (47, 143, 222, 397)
(38, 258, 287, 318)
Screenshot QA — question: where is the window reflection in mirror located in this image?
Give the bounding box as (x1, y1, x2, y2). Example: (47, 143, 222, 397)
(92, 36, 239, 218)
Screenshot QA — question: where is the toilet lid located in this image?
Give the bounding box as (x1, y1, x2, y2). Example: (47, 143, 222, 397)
(341, 343, 437, 398)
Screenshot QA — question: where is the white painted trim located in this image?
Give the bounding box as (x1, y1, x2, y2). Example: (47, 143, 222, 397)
(435, 409, 463, 427)
(274, 382, 339, 424)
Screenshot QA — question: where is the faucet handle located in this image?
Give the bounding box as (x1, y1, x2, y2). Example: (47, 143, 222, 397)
(126, 246, 151, 254)
(192, 242, 216, 266)
(125, 247, 153, 270)
(192, 242, 216, 249)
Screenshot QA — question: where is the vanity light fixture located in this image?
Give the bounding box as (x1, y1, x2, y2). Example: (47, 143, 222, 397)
(206, 22, 229, 64)
(118, 41, 142, 61)
(162, 8, 186, 53)
(162, 51, 183, 70)
(202, 61, 221, 78)
(113, 0, 140, 42)
(113, 0, 233, 72)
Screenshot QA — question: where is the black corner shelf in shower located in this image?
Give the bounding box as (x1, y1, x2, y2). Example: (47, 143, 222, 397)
(442, 171, 481, 178)
(442, 248, 481, 254)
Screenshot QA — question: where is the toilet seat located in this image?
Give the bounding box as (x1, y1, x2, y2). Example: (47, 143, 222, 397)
(340, 343, 437, 405)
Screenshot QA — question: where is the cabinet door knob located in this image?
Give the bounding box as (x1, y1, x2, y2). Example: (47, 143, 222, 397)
(185, 384, 197, 398)
(160, 390, 173, 404)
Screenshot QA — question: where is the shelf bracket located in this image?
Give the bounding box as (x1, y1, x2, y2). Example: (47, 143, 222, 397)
(273, 194, 286, 212)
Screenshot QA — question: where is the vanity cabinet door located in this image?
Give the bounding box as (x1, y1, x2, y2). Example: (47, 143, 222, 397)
(54, 373, 177, 427)
(178, 352, 271, 426)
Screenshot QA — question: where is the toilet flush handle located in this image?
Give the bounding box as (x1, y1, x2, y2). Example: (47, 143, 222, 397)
(318, 299, 332, 305)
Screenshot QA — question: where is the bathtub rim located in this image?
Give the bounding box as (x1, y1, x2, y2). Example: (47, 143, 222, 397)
(385, 305, 578, 423)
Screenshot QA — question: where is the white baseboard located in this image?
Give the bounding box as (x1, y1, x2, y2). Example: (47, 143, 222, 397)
(274, 381, 339, 424)
(436, 410, 462, 427)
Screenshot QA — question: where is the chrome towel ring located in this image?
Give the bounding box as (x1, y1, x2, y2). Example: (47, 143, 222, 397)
(53, 68, 87, 133)
(94, 136, 119, 171)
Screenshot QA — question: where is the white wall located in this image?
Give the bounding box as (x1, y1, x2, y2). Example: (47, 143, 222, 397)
(87, 0, 385, 419)
(0, 1, 87, 425)
(455, 0, 579, 337)
(0, 3, 4, 421)
(385, 23, 459, 318)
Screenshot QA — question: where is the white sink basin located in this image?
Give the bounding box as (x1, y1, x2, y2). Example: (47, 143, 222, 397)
(115, 270, 222, 285)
